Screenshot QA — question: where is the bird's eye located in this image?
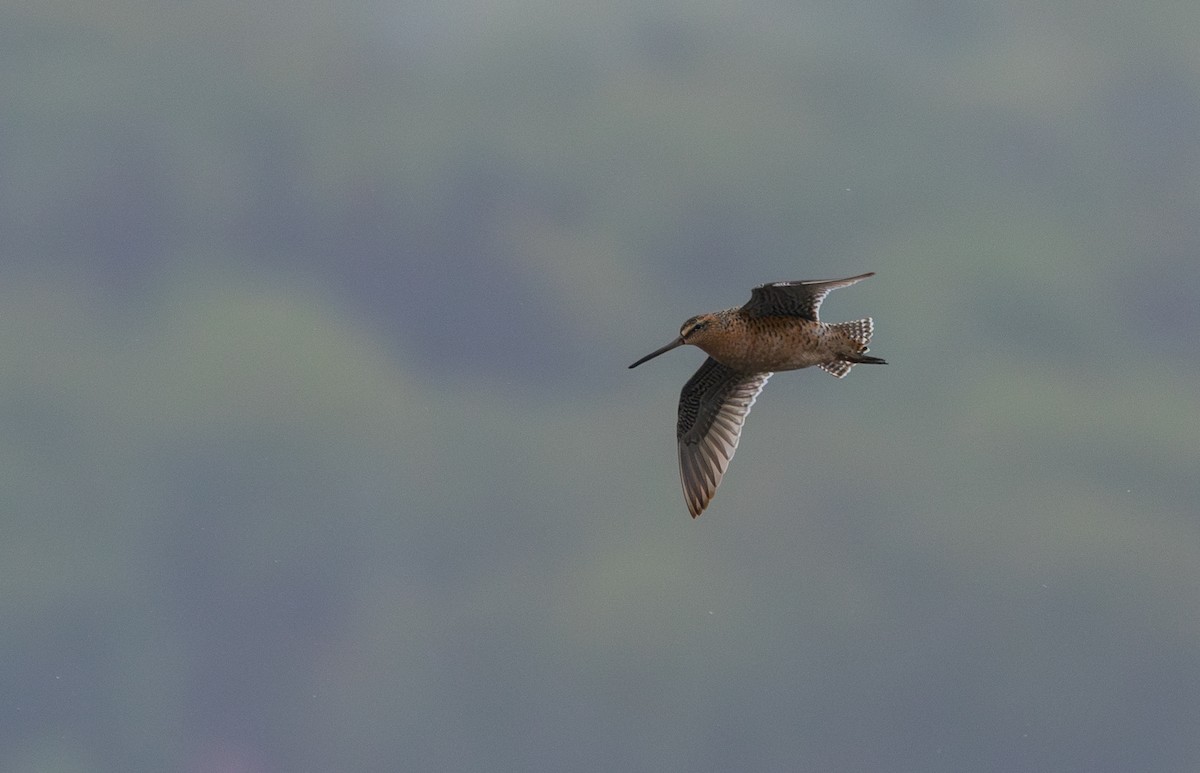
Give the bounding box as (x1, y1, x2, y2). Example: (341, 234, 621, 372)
(682, 318, 707, 337)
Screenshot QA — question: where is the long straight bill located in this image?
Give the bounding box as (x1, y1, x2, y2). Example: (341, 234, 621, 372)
(629, 337, 684, 368)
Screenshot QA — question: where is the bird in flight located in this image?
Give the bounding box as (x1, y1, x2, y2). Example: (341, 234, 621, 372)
(629, 273, 885, 517)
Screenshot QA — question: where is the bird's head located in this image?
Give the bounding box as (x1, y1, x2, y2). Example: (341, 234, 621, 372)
(678, 313, 722, 345)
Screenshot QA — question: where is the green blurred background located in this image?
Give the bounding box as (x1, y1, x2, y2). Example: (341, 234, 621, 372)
(3, 1, 1199, 770)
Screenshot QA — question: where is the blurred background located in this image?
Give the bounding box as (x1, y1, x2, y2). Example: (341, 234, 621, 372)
(3, 0, 1199, 771)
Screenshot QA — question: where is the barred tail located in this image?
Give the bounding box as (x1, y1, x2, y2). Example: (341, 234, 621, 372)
(818, 318, 886, 378)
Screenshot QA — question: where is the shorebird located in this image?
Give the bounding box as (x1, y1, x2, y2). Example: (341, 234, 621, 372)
(629, 272, 885, 517)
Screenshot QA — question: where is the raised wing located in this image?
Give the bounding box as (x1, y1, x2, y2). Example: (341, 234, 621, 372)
(676, 358, 772, 517)
(741, 272, 875, 321)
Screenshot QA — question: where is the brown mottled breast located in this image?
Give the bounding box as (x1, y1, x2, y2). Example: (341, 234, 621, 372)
(698, 315, 836, 372)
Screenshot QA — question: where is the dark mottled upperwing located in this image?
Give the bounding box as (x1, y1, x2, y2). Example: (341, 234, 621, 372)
(676, 357, 772, 518)
(740, 272, 875, 321)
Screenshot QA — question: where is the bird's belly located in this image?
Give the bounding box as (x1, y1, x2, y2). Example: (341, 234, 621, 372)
(704, 329, 835, 372)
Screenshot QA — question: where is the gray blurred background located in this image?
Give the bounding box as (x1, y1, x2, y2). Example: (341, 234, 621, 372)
(3, 1, 1199, 771)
